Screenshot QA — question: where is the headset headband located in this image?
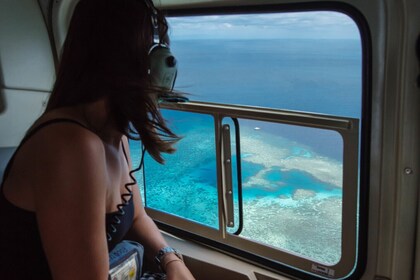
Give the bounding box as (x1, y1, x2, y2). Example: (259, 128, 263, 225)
(143, 0, 160, 44)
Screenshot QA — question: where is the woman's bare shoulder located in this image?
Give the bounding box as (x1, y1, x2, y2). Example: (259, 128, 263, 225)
(23, 121, 103, 170)
(21, 118, 109, 204)
(31, 119, 103, 152)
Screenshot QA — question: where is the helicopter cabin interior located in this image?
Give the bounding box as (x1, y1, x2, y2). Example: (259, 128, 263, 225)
(0, 0, 419, 279)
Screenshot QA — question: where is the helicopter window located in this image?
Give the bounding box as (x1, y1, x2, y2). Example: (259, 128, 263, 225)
(131, 10, 363, 279)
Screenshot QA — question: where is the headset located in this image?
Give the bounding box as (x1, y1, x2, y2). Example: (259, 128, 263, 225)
(144, 0, 178, 91)
(144, 0, 188, 102)
(106, 2, 185, 244)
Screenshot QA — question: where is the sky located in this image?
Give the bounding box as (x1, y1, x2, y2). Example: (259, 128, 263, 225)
(167, 11, 360, 40)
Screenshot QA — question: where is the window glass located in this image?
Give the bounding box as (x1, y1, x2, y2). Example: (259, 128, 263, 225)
(169, 12, 361, 118)
(138, 110, 219, 229)
(131, 10, 362, 277)
(231, 119, 343, 264)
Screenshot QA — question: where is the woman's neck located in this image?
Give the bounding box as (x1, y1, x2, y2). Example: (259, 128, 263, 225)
(79, 98, 123, 147)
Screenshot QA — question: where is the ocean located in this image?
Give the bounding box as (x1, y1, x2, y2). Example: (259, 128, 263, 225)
(171, 39, 361, 117)
(130, 38, 362, 265)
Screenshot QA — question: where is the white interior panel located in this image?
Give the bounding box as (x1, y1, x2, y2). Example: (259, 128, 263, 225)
(0, 0, 55, 91)
(0, 89, 48, 147)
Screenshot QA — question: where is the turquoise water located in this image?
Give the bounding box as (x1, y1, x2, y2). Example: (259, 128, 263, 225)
(242, 168, 341, 200)
(131, 116, 345, 264)
(242, 161, 264, 183)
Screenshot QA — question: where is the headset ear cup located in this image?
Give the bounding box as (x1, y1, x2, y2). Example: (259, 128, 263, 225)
(148, 45, 178, 90)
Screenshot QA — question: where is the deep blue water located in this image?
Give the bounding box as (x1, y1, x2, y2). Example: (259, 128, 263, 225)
(171, 38, 362, 118)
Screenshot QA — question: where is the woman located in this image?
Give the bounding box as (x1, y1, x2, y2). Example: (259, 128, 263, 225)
(0, 0, 195, 279)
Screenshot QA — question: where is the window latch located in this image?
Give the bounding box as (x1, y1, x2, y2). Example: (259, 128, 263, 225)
(222, 124, 235, 228)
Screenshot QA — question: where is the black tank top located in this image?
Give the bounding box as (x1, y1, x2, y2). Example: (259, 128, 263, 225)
(0, 119, 135, 279)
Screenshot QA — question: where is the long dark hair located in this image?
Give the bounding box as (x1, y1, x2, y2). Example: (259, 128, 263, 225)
(46, 0, 180, 163)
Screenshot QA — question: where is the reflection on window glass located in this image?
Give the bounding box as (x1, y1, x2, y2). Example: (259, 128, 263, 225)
(233, 120, 343, 264)
(169, 12, 361, 119)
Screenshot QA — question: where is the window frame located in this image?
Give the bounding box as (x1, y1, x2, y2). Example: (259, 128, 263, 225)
(145, 101, 359, 278)
(142, 2, 371, 279)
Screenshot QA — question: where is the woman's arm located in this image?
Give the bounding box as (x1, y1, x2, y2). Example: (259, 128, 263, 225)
(32, 125, 109, 280)
(127, 183, 196, 280)
(122, 138, 195, 280)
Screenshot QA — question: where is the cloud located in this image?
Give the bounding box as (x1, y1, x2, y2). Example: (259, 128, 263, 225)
(168, 12, 360, 40)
